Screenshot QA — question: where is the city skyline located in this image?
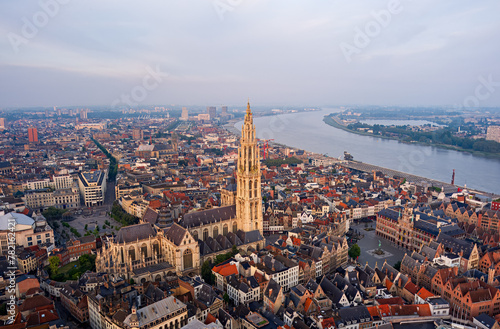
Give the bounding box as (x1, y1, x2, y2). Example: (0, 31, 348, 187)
(1, 1, 499, 108)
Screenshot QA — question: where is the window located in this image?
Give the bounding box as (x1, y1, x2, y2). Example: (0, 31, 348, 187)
(27, 237, 32, 241)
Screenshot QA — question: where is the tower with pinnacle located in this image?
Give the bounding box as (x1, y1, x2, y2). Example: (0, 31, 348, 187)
(236, 102, 263, 235)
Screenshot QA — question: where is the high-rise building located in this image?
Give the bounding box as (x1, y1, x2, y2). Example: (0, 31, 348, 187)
(221, 106, 228, 116)
(0, 118, 5, 130)
(181, 107, 189, 121)
(132, 129, 144, 140)
(78, 171, 107, 207)
(486, 126, 500, 143)
(207, 106, 216, 119)
(236, 102, 263, 234)
(28, 127, 38, 143)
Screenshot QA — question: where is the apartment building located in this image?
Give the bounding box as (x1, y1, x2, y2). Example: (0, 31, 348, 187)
(78, 170, 107, 207)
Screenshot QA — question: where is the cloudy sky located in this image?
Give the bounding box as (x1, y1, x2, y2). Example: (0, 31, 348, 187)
(1, 0, 499, 108)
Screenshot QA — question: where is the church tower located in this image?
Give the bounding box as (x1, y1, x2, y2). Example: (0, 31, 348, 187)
(236, 101, 263, 234)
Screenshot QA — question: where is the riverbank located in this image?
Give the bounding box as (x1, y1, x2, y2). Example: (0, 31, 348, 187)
(226, 117, 494, 196)
(323, 115, 500, 160)
(229, 109, 500, 194)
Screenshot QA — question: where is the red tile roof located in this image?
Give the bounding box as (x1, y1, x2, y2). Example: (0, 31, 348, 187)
(212, 263, 238, 277)
(205, 313, 217, 325)
(404, 281, 419, 294)
(416, 287, 434, 300)
(304, 298, 313, 312)
(376, 297, 404, 305)
(19, 295, 53, 312)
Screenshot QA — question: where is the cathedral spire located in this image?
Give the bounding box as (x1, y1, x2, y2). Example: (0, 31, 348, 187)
(245, 100, 252, 123)
(237, 100, 263, 237)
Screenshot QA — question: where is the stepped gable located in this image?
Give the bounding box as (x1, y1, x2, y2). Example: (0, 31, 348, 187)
(181, 205, 236, 228)
(115, 223, 156, 244)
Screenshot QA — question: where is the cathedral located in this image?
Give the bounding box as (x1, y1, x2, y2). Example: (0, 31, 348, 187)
(96, 102, 265, 283)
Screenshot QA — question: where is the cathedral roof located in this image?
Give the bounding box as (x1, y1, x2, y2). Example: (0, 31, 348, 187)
(142, 207, 159, 225)
(164, 223, 187, 246)
(115, 223, 156, 244)
(180, 205, 236, 228)
(236, 230, 264, 245)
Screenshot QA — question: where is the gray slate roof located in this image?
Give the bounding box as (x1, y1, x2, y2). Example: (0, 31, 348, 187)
(115, 223, 157, 244)
(181, 205, 236, 228)
(164, 223, 187, 246)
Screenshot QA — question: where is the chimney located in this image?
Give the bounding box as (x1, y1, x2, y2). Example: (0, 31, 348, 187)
(269, 288, 273, 296)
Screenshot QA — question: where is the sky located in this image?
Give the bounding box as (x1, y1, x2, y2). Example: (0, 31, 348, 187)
(1, 0, 500, 108)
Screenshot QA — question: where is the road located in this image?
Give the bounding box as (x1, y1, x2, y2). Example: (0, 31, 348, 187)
(104, 180, 116, 208)
(54, 299, 84, 329)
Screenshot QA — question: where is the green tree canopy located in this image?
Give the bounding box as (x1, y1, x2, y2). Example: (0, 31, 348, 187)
(49, 256, 60, 275)
(348, 244, 361, 260)
(201, 260, 213, 284)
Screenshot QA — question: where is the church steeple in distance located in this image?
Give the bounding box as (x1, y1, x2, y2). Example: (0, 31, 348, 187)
(236, 101, 263, 234)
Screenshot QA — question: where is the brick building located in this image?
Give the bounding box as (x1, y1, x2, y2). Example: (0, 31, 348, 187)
(60, 283, 89, 323)
(66, 235, 96, 262)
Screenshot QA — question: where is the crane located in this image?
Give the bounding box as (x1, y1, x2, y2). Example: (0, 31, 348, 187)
(263, 139, 274, 159)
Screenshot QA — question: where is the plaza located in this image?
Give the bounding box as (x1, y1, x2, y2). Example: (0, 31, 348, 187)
(351, 222, 406, 268)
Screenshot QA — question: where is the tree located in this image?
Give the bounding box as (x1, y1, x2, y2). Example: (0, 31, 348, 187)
(201, 260, 213, 284)
(348, 244, 361, 260)
(223, 293, 230, 305)
(84, 224, 88, 230)
(394, 261, 401, 271)
(43, 207, 67, 221)
(49, 256, 60, 275)
(231, 244, 238, 256)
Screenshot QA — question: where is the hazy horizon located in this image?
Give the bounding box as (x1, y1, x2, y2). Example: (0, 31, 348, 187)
(1, 1, 500, 108)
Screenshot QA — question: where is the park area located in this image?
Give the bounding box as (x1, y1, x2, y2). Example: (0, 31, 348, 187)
(47, 254, 96, 282)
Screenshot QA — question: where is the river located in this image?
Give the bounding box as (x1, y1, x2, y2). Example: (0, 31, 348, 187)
(235, 109, 500, 194)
